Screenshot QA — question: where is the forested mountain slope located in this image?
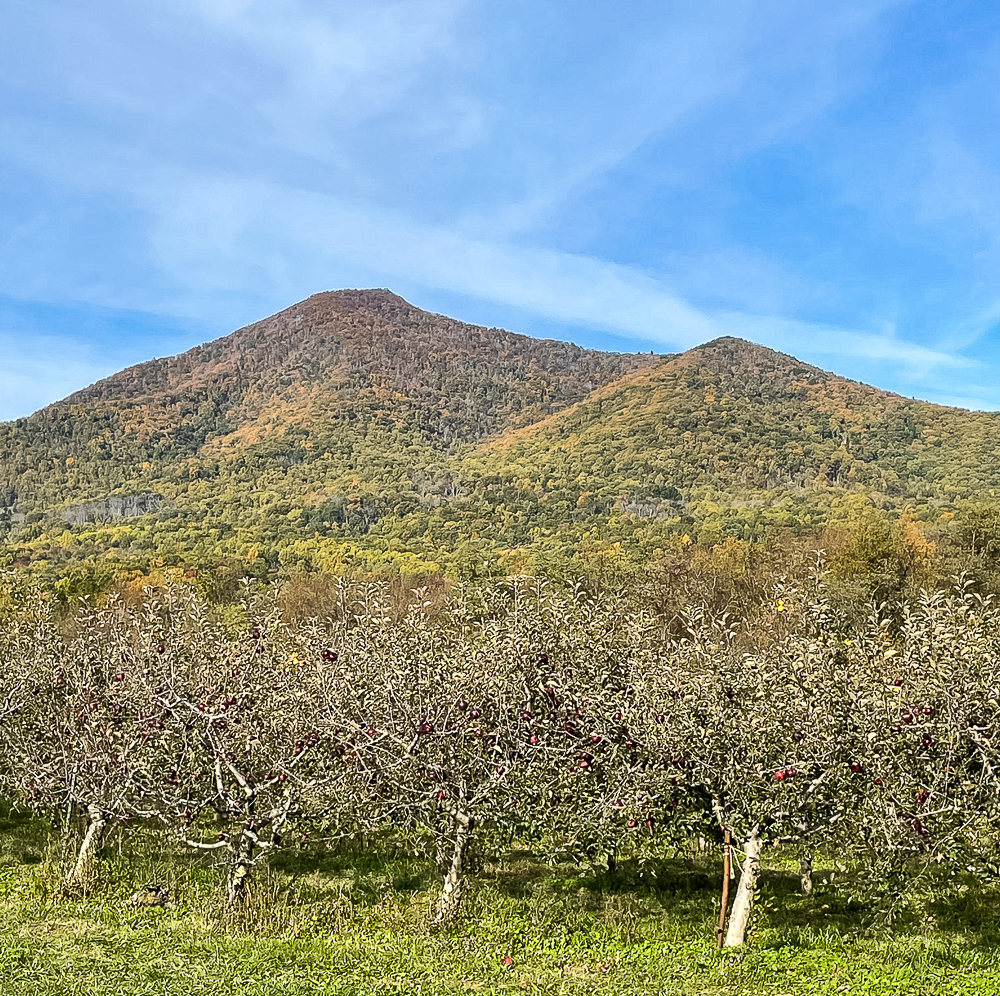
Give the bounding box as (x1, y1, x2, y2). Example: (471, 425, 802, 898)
(0, 290, 655, 539)
(2, 291, 999, 577)
(471, 336, 1000, 501)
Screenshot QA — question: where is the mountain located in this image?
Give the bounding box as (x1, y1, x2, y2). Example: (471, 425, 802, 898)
(2, 290, 999, 577)
(0, 290, 656, 553)
(472, 336, 1000, 497)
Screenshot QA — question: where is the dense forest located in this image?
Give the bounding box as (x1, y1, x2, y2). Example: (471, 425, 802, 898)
(3, 289, 1000, 606)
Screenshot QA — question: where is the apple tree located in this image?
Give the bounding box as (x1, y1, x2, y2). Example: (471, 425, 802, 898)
(0, 584, 165, 888)
(630, 590, 889, 946)
(110, 582, 342, 904)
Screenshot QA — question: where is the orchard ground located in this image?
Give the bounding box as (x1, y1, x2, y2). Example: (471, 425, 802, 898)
(2, 803, 999, 996)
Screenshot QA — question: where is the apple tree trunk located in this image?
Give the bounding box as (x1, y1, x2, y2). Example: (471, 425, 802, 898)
(799, 853, 813, 895)
(65, 804, 110, 891)
(724, 829, 762, 947)
(434, 812, 472, 924)
(226, 829, 256, 905)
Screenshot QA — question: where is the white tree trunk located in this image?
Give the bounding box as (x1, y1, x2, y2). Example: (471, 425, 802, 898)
(65, 804, 109, 890)
(724, 830, 762, 947)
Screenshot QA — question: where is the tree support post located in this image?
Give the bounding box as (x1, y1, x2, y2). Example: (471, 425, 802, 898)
(717, 828, 732, 948)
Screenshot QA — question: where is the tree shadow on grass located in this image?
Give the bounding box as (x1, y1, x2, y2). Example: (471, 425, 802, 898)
(926, 882, 1000, 949)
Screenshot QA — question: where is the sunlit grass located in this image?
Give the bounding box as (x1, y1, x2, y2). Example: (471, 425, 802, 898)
(2, 804, 999, 995)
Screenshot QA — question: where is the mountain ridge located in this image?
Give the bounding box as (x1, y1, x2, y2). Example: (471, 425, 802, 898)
(59, 289, 656, 411)
(2, 290, 999, 573)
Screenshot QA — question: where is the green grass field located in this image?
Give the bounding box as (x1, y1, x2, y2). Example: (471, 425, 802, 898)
(2, 803, 999, 995)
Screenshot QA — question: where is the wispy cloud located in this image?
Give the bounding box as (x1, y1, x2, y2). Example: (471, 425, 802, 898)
(140, 173, 975, 390)
(3, 0, 1000, 418)
(728, 315, 970, 371)
(177, 0, 471, 151)
(136, 174, 721, 343)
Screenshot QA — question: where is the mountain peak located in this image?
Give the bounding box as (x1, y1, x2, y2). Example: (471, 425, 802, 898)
(686, 335, 823, 367)
(675, 335, 832, 385)
(229, 288, 418, 340)
(300, 287, 414, 314)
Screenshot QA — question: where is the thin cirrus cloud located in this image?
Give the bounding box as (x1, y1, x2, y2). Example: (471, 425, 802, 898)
(2, 0, 1000, 419)
(139, 173, 970, 382)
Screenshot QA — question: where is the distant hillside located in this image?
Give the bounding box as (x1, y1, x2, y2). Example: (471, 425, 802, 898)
(2, 291, 999, 577)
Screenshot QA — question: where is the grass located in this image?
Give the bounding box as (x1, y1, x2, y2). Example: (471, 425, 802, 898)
(2, 806, 1000, 995)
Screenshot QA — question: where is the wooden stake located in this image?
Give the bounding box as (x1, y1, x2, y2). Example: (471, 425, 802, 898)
(717, 828, 732, 948)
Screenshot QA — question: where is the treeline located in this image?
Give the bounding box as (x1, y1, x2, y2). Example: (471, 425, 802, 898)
(8, 495, 1000, 633)
(2, 570, 1000, 945)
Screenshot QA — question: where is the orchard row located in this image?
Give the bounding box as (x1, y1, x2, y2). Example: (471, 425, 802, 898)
(1, 570, 998, 944)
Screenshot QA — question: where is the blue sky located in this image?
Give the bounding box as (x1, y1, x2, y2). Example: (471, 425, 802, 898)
(3, 0, 1000, 419)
